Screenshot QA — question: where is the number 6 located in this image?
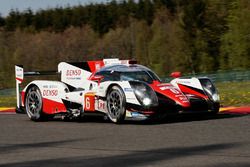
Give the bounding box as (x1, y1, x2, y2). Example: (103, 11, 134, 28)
(85, 97, 90, 109)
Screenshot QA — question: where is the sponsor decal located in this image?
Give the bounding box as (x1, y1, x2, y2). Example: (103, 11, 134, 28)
(159, 86, 180, 94)
(16, 68, 22, 72)
(43, 85, 58, 89)
(67, 77, 81, 80)
(104, 59, 120, 65)
(87, 61, 105, 72)
(43, 90, 58, 96)
(169, 88, 180, 94)
(178, 81, 191, 84)
(157, 83, 169, 86)
(124, 88, 133, 92)
(127, 98, 137, 101)
(49, 85, 57, 88)
(97, 100, 105, 110)
(16, 73, 23, 78)
(176, 95, 189, 102)
(151, 83, 191, 107)
(130, 112, 147, 119)
(159, 85, 174, 90)
(95, 63, 101, 71)
(66, 69, 81, 76)
(131, 112, 141, 117)
(15, 66, 23, 82)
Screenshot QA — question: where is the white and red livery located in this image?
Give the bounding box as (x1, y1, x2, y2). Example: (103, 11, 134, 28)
(15, 58, 220, 123)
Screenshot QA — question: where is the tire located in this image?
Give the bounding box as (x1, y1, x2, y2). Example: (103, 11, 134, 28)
(106, 86, 126, 124)
(25, 85, 44, 121)
(210, 102, 220, 115)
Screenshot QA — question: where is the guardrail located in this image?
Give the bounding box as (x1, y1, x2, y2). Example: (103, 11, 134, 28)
(1, 70, 250, 96)
(0, 88, 16, 96)
(163, 70, 250, 83)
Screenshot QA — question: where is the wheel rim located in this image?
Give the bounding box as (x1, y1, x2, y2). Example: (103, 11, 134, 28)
(108, 90, 122, 118)
(26, 88, 42, 118)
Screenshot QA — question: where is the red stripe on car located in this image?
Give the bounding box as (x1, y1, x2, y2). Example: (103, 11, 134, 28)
(87, 61, 105, 73)
(150, 82, 191, 108)
(177, 84, 208, 99)
(42, 98, 67, 114)
(16, 78, 23, 82)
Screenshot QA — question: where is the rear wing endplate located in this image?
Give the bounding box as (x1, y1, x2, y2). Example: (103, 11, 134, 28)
(15, 65, 57, 110)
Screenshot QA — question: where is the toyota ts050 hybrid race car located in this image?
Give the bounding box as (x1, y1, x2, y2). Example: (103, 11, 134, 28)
(15, 58, 220, 123)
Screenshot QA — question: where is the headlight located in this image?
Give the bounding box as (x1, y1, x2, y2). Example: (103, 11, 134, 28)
(142, 97, 151, 106)
(212, 94, 220, 102)
(129, 81, 158, 107)
(199, 78, 220, 102)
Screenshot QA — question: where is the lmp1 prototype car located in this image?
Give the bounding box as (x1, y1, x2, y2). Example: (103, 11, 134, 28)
(15, 58, 220, 123)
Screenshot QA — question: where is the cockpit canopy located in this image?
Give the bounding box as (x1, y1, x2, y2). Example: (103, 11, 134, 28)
(94, 64, 161, 84)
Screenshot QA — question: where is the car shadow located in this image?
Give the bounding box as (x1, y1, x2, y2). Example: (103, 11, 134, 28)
(2, 142, 249, 167)
(49, 113, 246, 125)
(125, 113, 246, 125)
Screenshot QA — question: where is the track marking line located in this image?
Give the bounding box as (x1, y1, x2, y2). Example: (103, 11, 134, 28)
(0, 107, 249, 114)
(219, 106, 250, 114)
(219, 107, 237, 112)
(0, 107, 16, 113)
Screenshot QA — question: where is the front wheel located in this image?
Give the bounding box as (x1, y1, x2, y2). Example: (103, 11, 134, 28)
(210, 102, 220, 115)
(25, 85, 44, 121)
(106, 86, 126, 124)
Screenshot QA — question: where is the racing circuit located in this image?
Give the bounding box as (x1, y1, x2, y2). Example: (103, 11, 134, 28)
(0, 107, 249, 167)
(1, 59, 249, 166)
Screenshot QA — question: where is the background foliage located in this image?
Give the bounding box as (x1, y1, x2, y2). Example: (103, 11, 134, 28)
(0, 0, 249, 89)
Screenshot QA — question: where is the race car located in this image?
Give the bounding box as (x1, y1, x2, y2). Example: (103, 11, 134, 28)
(15, 58, 220, 123)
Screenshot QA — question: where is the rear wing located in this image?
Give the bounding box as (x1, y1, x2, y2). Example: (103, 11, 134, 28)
(60, 59, 137, 73)
(15, 65, 24, 110)
(15, 65, 57, 110)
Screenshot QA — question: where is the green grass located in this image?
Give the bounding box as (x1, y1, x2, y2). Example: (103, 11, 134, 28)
(0, 81, 249, 107)
(0, 96, 17, 107)
(216, 81, 250, 106)
(0, 88, 17, 107)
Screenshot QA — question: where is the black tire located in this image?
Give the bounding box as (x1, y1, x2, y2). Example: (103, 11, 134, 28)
(210, 102, 220, 115)
(106, 86, 126, 124)
(25, 85, 45, 121)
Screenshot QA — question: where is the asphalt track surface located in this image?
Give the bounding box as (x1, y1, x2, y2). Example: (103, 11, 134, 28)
(0, 112, 250, 167)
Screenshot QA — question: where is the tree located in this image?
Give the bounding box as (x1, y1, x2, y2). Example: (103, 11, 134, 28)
(91, 20, 135, 59)
(134, 20, 151, 65)
(0, 14, 5, 27)
(179, 0, 207, 73)
(198, 0, 230, 71)
(62, 25, 98, 61)
(148, 8, 185, 76)
(18, 9, 33, 29)
(220, 0, 250, 70)
(5, 9, 21, 31)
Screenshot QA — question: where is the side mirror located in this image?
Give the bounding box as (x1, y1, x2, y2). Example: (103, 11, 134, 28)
(89, 75, 104, 85)
(170, 72, 181, 78)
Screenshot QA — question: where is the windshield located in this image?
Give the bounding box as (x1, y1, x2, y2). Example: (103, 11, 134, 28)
(95, 64, 162, 84)
(120, 71, 153, 83)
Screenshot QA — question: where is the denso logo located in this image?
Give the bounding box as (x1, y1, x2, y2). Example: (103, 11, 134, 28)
(66, 70, 81, 76)
(43, 90, 58, 96)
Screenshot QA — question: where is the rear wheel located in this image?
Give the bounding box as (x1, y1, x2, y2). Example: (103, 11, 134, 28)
(106, 86, 126, 124)
(210, 102, 220, 115)
(25, 85, 44, 121)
